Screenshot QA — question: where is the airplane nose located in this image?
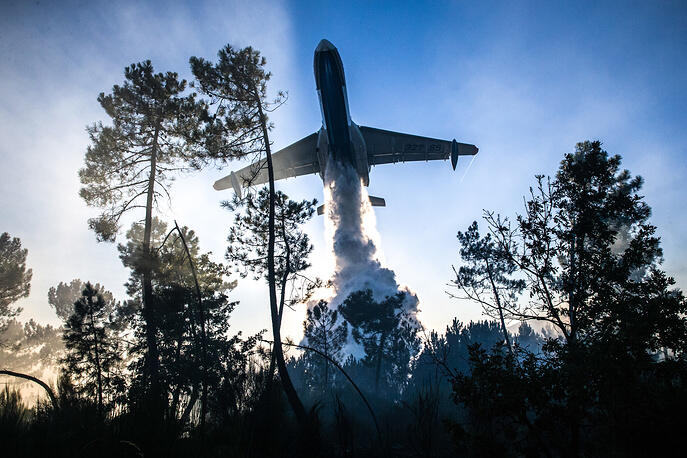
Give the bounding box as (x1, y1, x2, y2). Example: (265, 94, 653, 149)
(316, 39, 336, 53)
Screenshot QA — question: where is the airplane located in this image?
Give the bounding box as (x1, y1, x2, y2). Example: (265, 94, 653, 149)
(213, 39, 478, 215)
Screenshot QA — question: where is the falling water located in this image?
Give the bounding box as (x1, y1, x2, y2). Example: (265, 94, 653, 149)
(309, 158, 420, 357)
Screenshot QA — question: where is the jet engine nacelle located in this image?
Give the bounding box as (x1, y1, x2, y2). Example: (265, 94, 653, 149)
(316, 127, 329, 180)
(350, 122, 370, 186)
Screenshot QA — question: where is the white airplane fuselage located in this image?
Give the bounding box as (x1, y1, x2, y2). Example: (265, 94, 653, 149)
(314, 39, 371, 185)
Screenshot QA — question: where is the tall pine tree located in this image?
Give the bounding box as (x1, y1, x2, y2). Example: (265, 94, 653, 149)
(191, 46, 310, 423)
(79, 60, 211, 412)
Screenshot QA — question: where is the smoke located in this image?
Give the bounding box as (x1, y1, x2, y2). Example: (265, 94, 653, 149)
(311, 158, 420, 357)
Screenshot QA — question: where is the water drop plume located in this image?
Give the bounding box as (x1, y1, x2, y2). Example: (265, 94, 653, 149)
(308, 158, 420, 356)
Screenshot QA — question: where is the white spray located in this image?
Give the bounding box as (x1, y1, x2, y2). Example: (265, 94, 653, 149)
(310, 158, 420, 358)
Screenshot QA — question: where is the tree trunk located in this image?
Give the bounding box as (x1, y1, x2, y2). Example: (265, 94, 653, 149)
(180, 385, 199, 428)
(170, 340, 182, 418)
(142, 124, 162, 415)
(256, 99, 307, 425)
(568, 232, 578, 344)
(568, 233, 581, 457)
(267, 211, 292, 388)
(486, 259, 512, 353)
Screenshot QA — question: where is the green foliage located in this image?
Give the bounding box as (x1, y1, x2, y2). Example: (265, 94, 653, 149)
(78, 60, 219, 413)
(449, 141, 687, 456)
(0, 385, 28, 429)
(79, 60, 206, 242)
(340, 289, 421, 393)
(190, 45, 280, 163)
(226, 188, 317, 294)
(119, 217, 232, 296)
(479, 141, 678, 344)
(62, 283, 125, 413)
(224, 186, 317, 426)
(192, 43, 309, 426)
(513, 322, 541, 351)
(118, 217, 264, 431)
(452, 221, 525, 348)
(0, 319, 63, 381)
(0, 386, 29, 452)
(302, 300, 347, 392)
(0, 232, 32, 326)
(449, 344, 555, 457)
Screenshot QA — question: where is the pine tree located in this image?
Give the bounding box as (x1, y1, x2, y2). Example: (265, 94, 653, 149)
(451, 221, 524, 352)
(118, 217, 256, 430)
(190, 46, 310, 423)
(450, 141, 687, 456)
(225, 188, 318, 390)
(481, 141, 684, 349)
(0, 233, 32, 330)
(340, 290, 420, 394)
(226, 188, 317, 326)
(303, 300, 347, 393)
(62, 283, 124, 415)
(79, 61, 215, 412)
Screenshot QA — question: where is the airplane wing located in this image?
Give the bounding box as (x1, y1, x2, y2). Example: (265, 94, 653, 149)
(360, 126, 478, 170)
(213, 132, 320, 195)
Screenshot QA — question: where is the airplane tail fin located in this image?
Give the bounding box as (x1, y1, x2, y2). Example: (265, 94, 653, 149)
(317, 195, 386, 216)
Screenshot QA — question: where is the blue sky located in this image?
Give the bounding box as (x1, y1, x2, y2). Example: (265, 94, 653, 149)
(1, 0, 686, 341)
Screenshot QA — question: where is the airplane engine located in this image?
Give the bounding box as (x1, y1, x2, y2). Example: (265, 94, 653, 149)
(350, 122, 370, 186)
(316, 127, 329, 180)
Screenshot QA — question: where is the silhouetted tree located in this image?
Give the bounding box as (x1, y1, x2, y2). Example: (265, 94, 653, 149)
(226, 188, 317, 323)
(62, 283, 124, 415)
(450, 141, 687, 456)
(0, 233, 32, 330)
(415, 319, 507, 387)
(154, 221, 243, 431)
(340, 290, 420, 394)
(119, 217, 259, 433)
(118, 219, 203, 417)
(79, 61, 208, 411)
(191, 45, 309, 424)
(302, 300, 347, 393)
(449, 343, 552, 457)
(482, 141, 677, 346)
(225, 188, 318, 383)
(0, 385, 29, 443)
(450, 221, 524, 352)
(513, 322, 543, 352)
(48, 279, 114, 321)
